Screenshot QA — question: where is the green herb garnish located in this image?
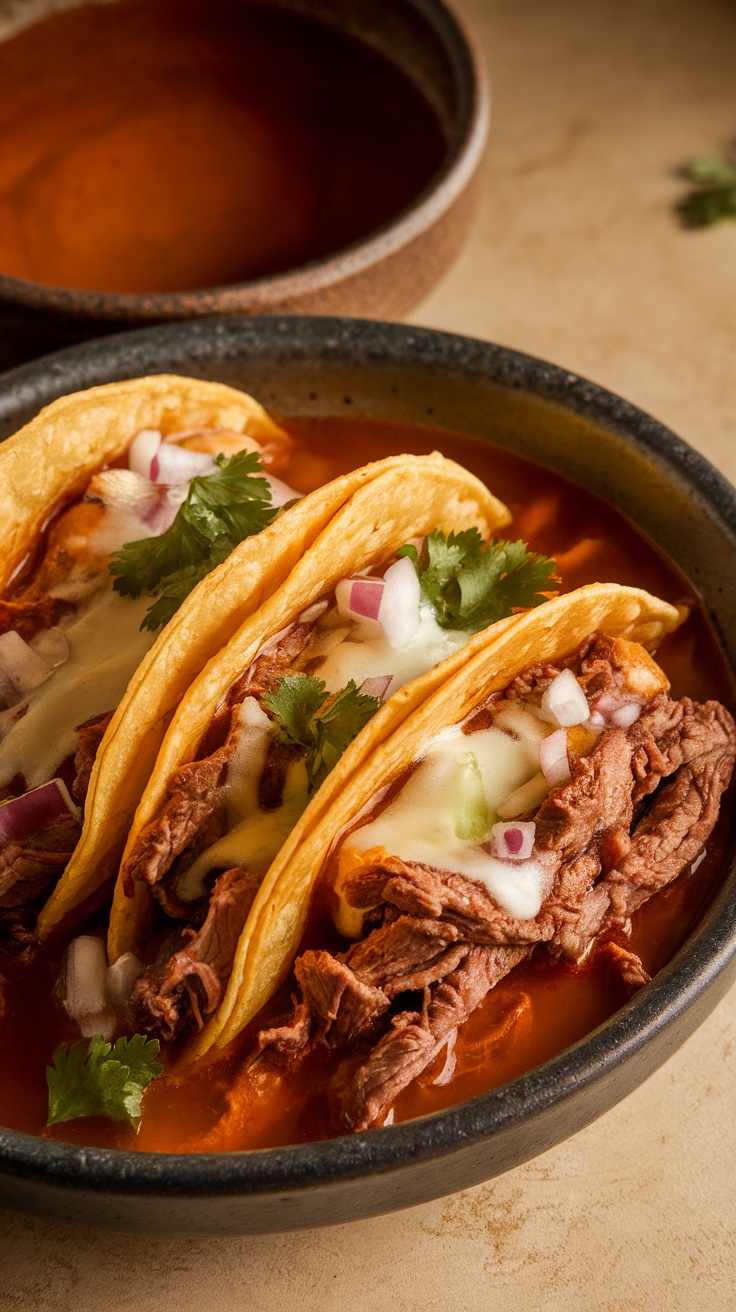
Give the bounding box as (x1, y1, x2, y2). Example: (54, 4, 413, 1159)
(678, 153, 736, 228)
(46, 1034, 163, 1128)
(398, 530, 557, 633)
(109, 451, 277, 631)
(262, 675, 381, 792)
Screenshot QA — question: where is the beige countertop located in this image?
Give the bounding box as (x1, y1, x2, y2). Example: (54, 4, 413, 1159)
(2, 0, 736, 1306)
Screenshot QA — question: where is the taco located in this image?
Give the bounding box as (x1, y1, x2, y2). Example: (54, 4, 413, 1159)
(98, 481, 559, 1049)
(183, 583, 734, 1121)
(6, 376, 441, 950)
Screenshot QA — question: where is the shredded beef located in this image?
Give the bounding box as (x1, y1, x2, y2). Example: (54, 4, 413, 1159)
(256, 650, 736, 1132)
(259, 738, 303, 811)
(130, 865, 261, 1042)
(0, 596, 73, 642)
(73, 710, 114, 803)
(0, 813, 80, 910)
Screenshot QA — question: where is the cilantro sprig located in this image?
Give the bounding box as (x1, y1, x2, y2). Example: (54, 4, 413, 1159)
(398, 529, 557, 633)
(109, 451, 277, 631)
(46, 1034, 163, 1128)
(678, 153, 736, 228)
(262, 675, 381, 792)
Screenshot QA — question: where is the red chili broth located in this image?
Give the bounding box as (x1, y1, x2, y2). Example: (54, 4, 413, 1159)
(0, 415, 733, 1153)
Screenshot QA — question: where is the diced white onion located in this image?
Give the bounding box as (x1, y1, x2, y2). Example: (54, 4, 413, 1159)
(490, 820, 536, 861)
(265, 473, 300, 506)
(0, 777, 79, 844)
(0, 629, 56, 696)
(586, 710, 606, 730)
(64, 936, 116, 1040)
(106, 952, 144, 1012)
(377, 556, 421, 648)
(539, 727, 570, 786)
(496, 771, 550, 820)
(433, 1032, 457, 1086)
(611, 702, 641, 728)
(691, 848, 707, 874)
(541, 669, 590, 727)
(152, 441, 216, 485)
(29, 627, 69, 672)
(128, 428, 162, 478)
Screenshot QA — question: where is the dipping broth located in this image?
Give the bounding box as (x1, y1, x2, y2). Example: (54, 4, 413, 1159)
(0, 416, 732, 1152)
(0, 0, 447, 294)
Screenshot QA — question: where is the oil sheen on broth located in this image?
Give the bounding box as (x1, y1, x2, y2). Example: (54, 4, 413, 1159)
(0, 416, 732, 1154)
(0, 0, 446, 294)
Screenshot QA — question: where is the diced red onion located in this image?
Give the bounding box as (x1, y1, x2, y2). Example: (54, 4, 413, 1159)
(0, 777, 79, 844)
(377, 556, 421, 648)
(0, 630, 55, 696)
(541, 669, 590, 727)
(152, 441, 216, 486)
(107, 952, 144, 1013)
(433, 1031, 457, 1086)
(63, 936, 116, 1040)
(342, 578, 384, 621)
(611, 702, 641, 728)
(359, 675, 393, 701)
(128, 428, 162, 478)
(490, 820, 536, 861)
(539, 728, 570, 786)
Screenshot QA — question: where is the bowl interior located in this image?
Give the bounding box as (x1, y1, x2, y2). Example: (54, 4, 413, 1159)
(0, 315, 735, 1234)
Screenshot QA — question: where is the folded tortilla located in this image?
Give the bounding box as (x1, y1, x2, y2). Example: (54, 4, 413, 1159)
(107, 458, 521, 1031)
(38, 425, 508, 938)
(190, 582, 683, 1061)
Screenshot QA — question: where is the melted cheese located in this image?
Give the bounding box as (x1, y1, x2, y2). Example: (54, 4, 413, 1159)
(343, 713, 550, 923)
(0, 590, 155, 789)
(317, 605, 470, 696)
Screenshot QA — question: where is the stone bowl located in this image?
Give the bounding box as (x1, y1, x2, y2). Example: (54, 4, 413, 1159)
(0, 315, 734, 1233)
(0, 0, 488, 371)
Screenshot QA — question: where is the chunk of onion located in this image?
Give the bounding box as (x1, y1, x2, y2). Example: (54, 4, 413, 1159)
(63, 936, 116, 1040)
(337, 577, 385, 622)
(107, 951, 144, 1013)
(490, 820, 536, 861)
(152, 441, 216, 485)
(0, 777, 79, 844)
(377, 556, 421, 648)
(29, 627, 69, 672)
(359, 675, 393, 700)
(611, 702, 641, 728)
(265, 473, 300, 506)
(0, 630, 56, 697)
(128, 428, 162, 478)
(539, 727, 570, 786)
(541, 669, 590, 727)
(495, 771, 550, 820)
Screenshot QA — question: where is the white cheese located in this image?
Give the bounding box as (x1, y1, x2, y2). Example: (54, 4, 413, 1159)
(317, 605, 470, 697)
(0, 590, 155, 789)
(343, 714, 550, 923)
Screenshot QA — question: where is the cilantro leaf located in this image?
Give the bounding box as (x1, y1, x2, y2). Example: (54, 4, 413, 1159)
(262, 675, 381, 792)
(398, 531, 557, 633)
(109, 452, 277, 631)
(678, 153, 736, 228)
(46, 1034, 163, 1128)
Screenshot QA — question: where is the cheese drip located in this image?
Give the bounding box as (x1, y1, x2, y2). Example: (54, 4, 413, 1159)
(0, 590, 155, 789)
(341, 707, 554, 926)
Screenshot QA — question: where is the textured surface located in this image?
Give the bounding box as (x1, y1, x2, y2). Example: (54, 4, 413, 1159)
(2, 0, 736, 1303)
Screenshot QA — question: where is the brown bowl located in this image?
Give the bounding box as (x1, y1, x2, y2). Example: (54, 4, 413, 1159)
(0, 0, 489, 371)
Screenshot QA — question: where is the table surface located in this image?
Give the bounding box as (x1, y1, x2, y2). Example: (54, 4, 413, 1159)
(2, 0, 736, 1306)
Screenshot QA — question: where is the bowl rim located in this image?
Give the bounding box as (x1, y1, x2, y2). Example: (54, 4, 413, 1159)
(0, 314, 735, 1202)
(0, 0, 490, 319)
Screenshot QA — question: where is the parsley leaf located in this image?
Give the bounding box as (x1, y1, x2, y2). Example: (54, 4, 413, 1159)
(678, 153, 736, 228)
(109, 452, 277, 631)
(46, 1034, 163, 1128)
(262, 675, 381, 792)
(398, 531, 557, 633)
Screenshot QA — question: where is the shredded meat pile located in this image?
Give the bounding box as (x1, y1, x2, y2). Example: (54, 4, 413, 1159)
(125, 613, 321, 1040)
(256, 639, 736, 1132)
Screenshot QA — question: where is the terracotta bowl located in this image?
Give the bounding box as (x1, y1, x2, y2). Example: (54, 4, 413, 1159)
(0, 316, 735, 1233)
(0, 0, 488, 371)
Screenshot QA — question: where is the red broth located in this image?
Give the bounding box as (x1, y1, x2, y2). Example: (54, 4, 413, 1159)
(0, 0, 446, 295)
(0, 416, 732, 1151)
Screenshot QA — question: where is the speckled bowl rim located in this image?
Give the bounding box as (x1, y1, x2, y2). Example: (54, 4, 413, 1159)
(0, 0, 489, 321)
(0, 315, 734, 1206)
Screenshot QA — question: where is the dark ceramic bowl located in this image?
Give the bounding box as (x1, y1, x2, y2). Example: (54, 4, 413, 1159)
(0, 0, 488, 371)
(0, 316, 735, 1234)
